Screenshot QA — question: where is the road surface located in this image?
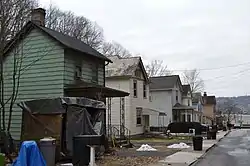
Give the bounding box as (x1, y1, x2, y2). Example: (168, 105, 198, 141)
(194, 129, 250, 166)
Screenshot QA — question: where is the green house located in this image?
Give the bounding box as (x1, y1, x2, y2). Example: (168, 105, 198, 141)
(3, 8, 128, 140)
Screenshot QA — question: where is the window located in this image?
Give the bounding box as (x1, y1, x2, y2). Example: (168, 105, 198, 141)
(187, 115, 191, 122)
(133, 80, 137, 97)
(188, 100, 190, 106)
(135, 69, 141, 78)
(143, 82, 147, 98)
(91, 64, 98, 83)
(149, 93, 152, 102)
(176, 90, 178, 102)
(136, 107, 142, 125)
(75, 65, 82, 80)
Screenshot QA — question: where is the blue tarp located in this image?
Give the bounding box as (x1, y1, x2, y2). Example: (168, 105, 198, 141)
(12, 141, 46, 166)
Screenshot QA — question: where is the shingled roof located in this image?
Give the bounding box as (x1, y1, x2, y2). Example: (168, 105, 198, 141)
(4, 21, 111, 62)
(149, 75, 182, 90)
(105, 56, 149, 81)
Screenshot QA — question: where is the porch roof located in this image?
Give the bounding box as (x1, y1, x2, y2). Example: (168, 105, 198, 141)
(64, 81, 129, 98)
(142, 107, 167, 116)
(173, 103, 194, 110)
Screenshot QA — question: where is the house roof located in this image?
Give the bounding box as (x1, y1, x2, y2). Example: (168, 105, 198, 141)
(173, 103, 194, 110)
(105, 56, 149, 81)
(202, 96, 216, 105)
(182, 84, 191, 96)
(149, 75, 182, 91)
(4, 21, 111, 62)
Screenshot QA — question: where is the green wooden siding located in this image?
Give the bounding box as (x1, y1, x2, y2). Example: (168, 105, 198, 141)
(3, 28, 64, 140)
(64, 50, 105, 86)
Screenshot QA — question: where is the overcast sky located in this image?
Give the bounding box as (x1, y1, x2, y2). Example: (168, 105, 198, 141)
(40, 0, 250, 97)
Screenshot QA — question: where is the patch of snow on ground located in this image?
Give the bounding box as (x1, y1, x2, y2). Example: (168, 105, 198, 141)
(136, 144, 157, 151)
(167, 142, 190, 149)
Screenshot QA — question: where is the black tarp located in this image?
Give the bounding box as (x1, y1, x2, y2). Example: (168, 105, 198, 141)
(18, 97, 106, 155)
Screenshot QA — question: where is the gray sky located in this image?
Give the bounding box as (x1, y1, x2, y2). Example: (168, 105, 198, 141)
(40, 0, 250, 97)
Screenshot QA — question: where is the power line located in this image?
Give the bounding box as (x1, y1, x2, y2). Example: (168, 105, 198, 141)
(170, 61, 250, 72)
(204, 67, 250, 82)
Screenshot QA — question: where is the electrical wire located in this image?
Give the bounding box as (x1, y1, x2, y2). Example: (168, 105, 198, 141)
(169, 61, 250, 72)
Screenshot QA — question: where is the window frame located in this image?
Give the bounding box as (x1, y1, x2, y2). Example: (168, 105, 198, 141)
(75, 65, 82, 80)
(136, 107, 142, 125)
(91, 64, 98, 84)
(143, 82, 147, 98)
(176, 90, 178, 102)
(133, 80, 137, 98)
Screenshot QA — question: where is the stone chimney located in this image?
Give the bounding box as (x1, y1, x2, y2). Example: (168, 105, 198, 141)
(31, 8, 46, 26)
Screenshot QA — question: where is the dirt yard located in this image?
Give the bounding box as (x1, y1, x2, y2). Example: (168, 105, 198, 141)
(96, 136, 192, 166)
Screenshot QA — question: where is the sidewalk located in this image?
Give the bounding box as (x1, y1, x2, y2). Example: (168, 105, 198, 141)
(149, 131, 230, 166)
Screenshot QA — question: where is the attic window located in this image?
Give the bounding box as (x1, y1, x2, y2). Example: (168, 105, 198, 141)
(135, 69, 141, 78)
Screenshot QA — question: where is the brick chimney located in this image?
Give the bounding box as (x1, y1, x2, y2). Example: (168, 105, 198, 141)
(31, 8, 46, 26)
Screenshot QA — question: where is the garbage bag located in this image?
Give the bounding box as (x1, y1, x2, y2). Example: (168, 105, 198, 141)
(12, 141, 46, 166)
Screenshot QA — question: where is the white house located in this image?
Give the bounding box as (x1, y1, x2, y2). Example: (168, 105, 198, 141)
(149, 76, 200, 127)
(105, 56, 163, 135)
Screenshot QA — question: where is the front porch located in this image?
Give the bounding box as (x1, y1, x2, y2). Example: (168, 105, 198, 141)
(142, 108, 168, 132)
(172, 103, 201, 123)
(64, 81, 130, 146)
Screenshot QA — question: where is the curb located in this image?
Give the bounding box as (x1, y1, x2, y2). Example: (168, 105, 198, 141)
(188, 131, 231, 166)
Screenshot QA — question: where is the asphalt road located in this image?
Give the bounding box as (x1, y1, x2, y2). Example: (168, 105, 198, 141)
(194, 129, 250, 166)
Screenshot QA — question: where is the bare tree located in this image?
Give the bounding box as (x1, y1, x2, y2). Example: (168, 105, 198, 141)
(101, 41, 132, 58)
(46, 5, 104, 50)
(0, 0, 38, 131)
(145, 60, 172, 77)
(182, 69, 204, 95)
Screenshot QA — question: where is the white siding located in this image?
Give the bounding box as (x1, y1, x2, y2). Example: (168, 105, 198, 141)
(149, 91, 173, 126)
(105, 79, 131, 130)
(129, 78, 150, 135)
(106, 78, 151, 135)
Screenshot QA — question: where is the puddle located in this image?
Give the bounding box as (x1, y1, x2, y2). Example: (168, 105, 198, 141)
(228, 148, 249, 157)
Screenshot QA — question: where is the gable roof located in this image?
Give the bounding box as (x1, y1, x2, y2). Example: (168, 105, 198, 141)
(105, 56, 149, 81)
(182, 84, 191, 96)
(149, 75, 182, 91)
(4, 21, 111, 62)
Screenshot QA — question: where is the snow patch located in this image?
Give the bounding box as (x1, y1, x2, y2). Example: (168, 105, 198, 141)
(167, 142, 190, 149)
(136, 144, 157, 151)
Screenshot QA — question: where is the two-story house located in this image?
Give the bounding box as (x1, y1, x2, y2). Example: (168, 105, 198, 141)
(3, 8, 128, 140)
(202, 92, 216, 125)
(149, 76, 196, 126)
(105, 56, 163, 135)
(192, 92, 203, 122)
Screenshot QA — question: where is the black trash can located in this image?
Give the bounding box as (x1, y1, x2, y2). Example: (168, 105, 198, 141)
(211, 130, 217, 140)
(193, 136, 203, 151)
(222, 126, 227, 131)
(73, 135, 102, 166)
(73, 136, 90, 166)
(207, 131, 212, 140)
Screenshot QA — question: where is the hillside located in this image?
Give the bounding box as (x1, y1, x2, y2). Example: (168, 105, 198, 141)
(216, 96, 250, 114)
